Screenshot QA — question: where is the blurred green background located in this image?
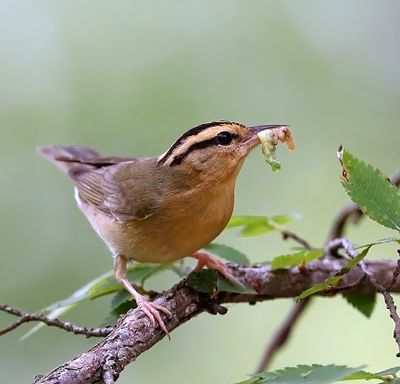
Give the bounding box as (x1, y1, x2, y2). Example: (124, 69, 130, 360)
(1, 1, 399, 383)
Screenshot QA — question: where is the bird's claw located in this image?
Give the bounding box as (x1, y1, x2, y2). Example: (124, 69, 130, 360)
(135, 295, 172, 337)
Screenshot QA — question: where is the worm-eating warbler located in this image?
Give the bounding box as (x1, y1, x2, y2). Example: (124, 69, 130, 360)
(38, 121, 288, 334)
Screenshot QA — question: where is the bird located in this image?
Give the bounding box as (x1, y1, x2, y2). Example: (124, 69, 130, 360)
(38, 121, 288, 334)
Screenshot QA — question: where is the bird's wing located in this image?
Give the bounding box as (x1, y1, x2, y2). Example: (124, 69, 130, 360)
(72, 160, 161, 222)
(39, 145, 160, 221)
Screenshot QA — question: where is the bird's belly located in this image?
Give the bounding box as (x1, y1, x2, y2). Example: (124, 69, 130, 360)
(122, 203, 233, 263)
(79, 192, 234, 264)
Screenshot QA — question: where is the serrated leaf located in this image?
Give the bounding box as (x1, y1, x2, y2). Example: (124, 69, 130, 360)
(342, 292, 377, 318)
(226, 213, 300, 237)
(235, 365, 400, 384)
(217, 276, 257, 294)
(128, 262, 170, 283)
(89, 263, 169, 300)
(205, 243, 250, 265)
(89, 284, 122, 300)
(297, 276, 343, 301)
(249, 364, 364, 384)
(103, 298, 135, 326)
(297, 246, 372, 301)
(186, 270, 256, 294)
(342, 371, 387, 381)
(110, 290, 134, 312)
(271, 249, 323, 269)
(343, 246, 372, 271)
(338, 147, 400, 232)
(187, 269, 218, 293)
(343, 366, 400, 381)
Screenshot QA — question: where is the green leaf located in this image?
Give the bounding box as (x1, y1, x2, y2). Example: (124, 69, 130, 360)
(376, 366, 400, 376)
(205, 243, 250, 265)
(342, 292, 377, 318)
(89, 284, 122, 300)
(271, 249, 323, 269)
(186, 270, 256, 294)
(110, 290, 135, 312)
(338, 147, 400, 232)
(297, 246, 372, 301)
(128, 262, 170, 283)
(297, 276, 343, 301)
(343, 366, 400, 381)
(217, 276, 257, 294)
(89, 263, 169, 300)
(187, 269, 218, 293)
(344, 246, 372, 270)
(103, 294, 136, 326)
(355, 237, 400, 249)
(342, 371, 387, 381)
(237, 364, 364, 384)
(235, 365, 400, 384)
(234, 379, 262, 384)
(226, 213, 300, 237)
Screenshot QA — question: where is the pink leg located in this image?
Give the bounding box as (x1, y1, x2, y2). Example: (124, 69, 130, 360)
(115, 255, 172, 336)
(191, 250, 238, 283)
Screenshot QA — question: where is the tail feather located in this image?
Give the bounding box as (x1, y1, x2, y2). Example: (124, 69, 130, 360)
(37, 145, 101, 174)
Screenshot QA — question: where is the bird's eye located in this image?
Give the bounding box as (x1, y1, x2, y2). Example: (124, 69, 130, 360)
(216, 131, 233, 146)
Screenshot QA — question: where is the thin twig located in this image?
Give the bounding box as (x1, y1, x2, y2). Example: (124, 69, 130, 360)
(327, 203, 363, 242)
(254, 298, 311, 373)
(0, 304, 114, 337)
(281, 229, 313, 250)
(326, 240, 400, 357)
(358, 253, 400, 357)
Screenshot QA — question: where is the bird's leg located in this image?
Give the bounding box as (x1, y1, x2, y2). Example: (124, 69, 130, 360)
(114, 255, 171, 336)
(190, 250, 238, 284)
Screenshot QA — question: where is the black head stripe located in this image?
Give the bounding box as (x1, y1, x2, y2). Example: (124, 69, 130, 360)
(170, 132, 239, 166)
(159, 121, 230, 165)
(170, 138, 216, 166)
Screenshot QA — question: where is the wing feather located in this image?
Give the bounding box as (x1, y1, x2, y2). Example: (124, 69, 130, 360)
(72, 159, 161, 222)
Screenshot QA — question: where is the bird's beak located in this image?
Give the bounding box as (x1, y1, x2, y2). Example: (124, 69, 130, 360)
(243, 125, 290, 150)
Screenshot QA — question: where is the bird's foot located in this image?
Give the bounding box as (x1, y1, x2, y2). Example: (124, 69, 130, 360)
(120, 278, 172, 337)
(191, 250, 238, 284)
(135, 293, 172, 336)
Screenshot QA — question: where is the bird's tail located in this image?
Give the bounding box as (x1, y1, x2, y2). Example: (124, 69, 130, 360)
(37, 145, 101, 174)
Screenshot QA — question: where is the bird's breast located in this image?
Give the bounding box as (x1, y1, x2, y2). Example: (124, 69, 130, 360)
(126, 182, 235, 263)
(77, 177, 236, 264)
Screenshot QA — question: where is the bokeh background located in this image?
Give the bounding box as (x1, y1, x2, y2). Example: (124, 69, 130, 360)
(1, 1, 400, 383)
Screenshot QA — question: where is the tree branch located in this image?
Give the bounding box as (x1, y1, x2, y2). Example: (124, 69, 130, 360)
(32, 258, 400, 384)
(280, 228, 313, 250)
(0, 304, 113, 337)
